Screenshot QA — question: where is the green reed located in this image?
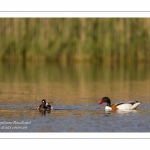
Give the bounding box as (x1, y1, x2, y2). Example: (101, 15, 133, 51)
(0, 18, 150, 63)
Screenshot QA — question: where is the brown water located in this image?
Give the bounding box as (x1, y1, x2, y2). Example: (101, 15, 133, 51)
(0, 62, 150, 132)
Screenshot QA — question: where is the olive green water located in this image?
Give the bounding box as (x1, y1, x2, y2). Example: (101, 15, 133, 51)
(0, 62, 150, 132)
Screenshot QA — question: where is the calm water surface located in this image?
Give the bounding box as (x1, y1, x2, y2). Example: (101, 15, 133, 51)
(0, 62, 150, 132)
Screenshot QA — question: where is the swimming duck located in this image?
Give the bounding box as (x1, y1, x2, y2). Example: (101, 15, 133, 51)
(99, 97, 141, 110)
(37, 99, 53, 111)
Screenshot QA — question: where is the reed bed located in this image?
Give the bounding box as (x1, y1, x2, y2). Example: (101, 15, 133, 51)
(0, 18, 150, 63)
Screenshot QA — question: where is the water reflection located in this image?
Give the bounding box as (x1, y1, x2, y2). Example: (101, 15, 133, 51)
(0, 62, 150, 83)
(105, 110, 112, 114)
(116, 110, 137, 114)
(0, 62, 150, 108)
(38, 110, 52, 116)
(104, 108, 139, 113)
(0, 62, 150, 132)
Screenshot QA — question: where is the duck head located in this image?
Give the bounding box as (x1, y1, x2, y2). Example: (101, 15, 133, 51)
(99, 97, 111, 106)
(41, 99, 46, 107)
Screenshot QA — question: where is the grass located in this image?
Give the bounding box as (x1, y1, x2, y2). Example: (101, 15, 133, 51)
(0, 18, 150, 64)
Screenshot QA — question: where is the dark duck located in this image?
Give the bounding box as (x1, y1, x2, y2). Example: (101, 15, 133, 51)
(37, 99, 53, 111)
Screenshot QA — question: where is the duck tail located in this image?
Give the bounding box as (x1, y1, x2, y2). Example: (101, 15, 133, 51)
(131, 101, 141, 109)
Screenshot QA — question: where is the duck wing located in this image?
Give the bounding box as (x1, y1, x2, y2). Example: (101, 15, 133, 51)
(115, 101, 140, 106)
(125, 101, 140, 105)
(115, 102, 125, 106)
(115, 101, 141, 110)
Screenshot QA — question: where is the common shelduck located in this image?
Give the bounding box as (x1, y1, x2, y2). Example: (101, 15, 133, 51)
(99, 97, 141, 110)
(37, 99, 53, 111)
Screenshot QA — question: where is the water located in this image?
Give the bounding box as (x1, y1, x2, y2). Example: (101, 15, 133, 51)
(0, 62, 150, 132)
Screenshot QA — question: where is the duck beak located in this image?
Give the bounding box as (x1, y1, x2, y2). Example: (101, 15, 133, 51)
(99, 99, 104, 104)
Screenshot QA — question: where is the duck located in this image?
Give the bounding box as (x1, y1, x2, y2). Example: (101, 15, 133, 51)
(99, 97, 141, 110)
(37, 99, 53, 111)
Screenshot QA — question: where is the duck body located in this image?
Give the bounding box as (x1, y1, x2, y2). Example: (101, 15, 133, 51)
(99, 97, 141, 110)
(37, 99, 53, 111)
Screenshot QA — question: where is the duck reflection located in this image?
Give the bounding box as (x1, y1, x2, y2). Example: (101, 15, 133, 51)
(116, 110, 137, 114)
(105, 109, 137, 114)
(38, 110, 52, 116)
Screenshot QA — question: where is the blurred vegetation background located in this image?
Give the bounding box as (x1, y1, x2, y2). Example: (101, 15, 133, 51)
(0, 18, 150, 64)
